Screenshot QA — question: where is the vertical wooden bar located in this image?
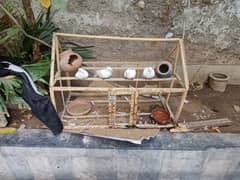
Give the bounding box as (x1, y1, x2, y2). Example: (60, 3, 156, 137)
(50, 34, 57, 109)
(174, 91, 187, 122)
(112, 94, 117, 126)
(179, 39, 189, 90)
(129, 93, 135, 125)
(133, 91, 139, 126)
(166, 42, 180, 103)
(55, 35, 65, 105)
(108, 91, 113, 126)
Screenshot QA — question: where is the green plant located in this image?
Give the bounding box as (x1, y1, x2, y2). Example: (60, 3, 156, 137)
(20, 8, 58, 62)
(0, 0, 94, 115)
(0, 57, 51, 114)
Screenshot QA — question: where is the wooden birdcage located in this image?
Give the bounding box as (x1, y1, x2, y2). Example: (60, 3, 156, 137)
(50, 33, 189, 131)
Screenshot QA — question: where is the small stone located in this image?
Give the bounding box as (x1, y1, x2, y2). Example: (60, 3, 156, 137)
(233, 105, 240, 113)
(0, 114, 8, 128)
(137, 0, 145, 9)
(18, 124, 26, 131)
(165, 32, 174, 38)
(184, 99, 189, 104)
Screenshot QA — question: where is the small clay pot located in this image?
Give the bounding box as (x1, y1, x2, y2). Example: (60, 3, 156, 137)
(156, 61, 173, 78)
(66, 98, 92, 116)
(60, 49, 82, 72)
(208, 72, 229, 92)
(150, 108, 170, 124)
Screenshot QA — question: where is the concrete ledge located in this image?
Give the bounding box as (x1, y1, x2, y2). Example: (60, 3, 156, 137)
(1, 130, 240, 180)
(0, 129, 240, 150)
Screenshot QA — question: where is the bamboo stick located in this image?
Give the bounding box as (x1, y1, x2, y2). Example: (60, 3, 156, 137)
(49, 34, 57, 109)
(179, 39, 189, 90)
(174, 91, 188, 122)
(166, 44, 180, 103)
(55, 36, 65, 104)
(52, 87, 186, 93)
(55, 32, 181, 42)
(55, 76, 177, 82)
(136, 124, 174, 129)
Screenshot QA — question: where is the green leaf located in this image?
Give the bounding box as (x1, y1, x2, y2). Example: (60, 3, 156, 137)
(22, 60, 50, 81)
(8, 96, 30, 109)
(0, 26, 19, 44)
(0, 95, 8, 113)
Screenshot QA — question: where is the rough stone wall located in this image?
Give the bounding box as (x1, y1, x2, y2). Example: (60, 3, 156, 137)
(32, 0, 240, 64)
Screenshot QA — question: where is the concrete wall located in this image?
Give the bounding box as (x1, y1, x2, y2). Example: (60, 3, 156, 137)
(0, 130, 240, 180)
(30, 1, 240, 83)
(38, 0, 240, 65)
(1, 147, 240, 180)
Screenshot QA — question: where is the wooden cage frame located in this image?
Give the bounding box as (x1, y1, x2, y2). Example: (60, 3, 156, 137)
(50, 33, 189, 130)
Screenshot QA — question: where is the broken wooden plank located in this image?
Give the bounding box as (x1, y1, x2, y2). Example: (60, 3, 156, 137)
(178, 118, 232, 129)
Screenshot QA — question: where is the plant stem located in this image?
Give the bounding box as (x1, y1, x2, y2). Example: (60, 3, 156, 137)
(22, 0, 40, 60)
(0, 3, 51, 48)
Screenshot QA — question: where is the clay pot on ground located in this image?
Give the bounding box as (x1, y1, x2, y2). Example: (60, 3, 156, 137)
(156, 61, 173, 78)
(60, 49, 82, 72)
(150, 108, 170, 124)
(208, 72, 229, 92)
(66, 98, 92, 116)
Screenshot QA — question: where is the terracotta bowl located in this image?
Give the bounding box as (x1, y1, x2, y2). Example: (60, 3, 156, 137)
(66, 98, 92, 116)
(150, 108, 170, 124)
(60, 49, 82, 72)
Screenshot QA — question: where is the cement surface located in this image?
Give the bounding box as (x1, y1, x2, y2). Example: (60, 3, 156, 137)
(1, 129, 240, 150)
(0, 130, 240, 180)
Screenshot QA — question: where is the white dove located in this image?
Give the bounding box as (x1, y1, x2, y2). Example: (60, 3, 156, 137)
(96, 67, 112, 79)
(143, 67, 155, 79)
(124, 68, 136, 79)
(75, 68, 89, 79)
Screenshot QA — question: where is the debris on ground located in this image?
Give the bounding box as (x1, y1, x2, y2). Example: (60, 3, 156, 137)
(171, 118, 231, 133)
(190, 81, 204, 91)
(179, 118, 231, 130)
(233, 105, 240, 113)
(0, 113, 8, 128)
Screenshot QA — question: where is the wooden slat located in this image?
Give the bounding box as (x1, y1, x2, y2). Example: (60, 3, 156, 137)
(55, 32, 180, 42)
(179, 39, 189, 90)
(178, 118, 232, 129)
(53, 87, 187, 93)
(56, 76, 177, 82)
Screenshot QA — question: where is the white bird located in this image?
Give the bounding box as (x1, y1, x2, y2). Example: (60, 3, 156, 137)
(124, 68, 136, 79)
(75, 68, 89, 79)
(143, 67, 155, 79)
(96, 67, 112, 79)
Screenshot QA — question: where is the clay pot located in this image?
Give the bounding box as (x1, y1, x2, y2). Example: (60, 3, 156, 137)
(60, 49, 82, 72)
(156, 61, 172, 78)
(150, 108, 170, 124)
(66, 98, 92, 116)
(208, 72, 229, 92)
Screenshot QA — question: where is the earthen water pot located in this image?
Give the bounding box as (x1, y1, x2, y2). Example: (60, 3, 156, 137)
(66, 98, 92, 116)
(208, 72, 229, 92)
(156, 61, 173, 78)
(60, 49, 82, 72)
(150, 108, 170, 124)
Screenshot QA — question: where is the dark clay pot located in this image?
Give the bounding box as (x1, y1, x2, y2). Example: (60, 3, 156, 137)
(150, 108, 170, 124)
(60, 49, 82, 72)
(156, 61, 173, 78)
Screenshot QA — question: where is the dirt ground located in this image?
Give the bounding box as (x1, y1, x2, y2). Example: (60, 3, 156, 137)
(179, 84, 240, 133)
(7, 84, 240, 133)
